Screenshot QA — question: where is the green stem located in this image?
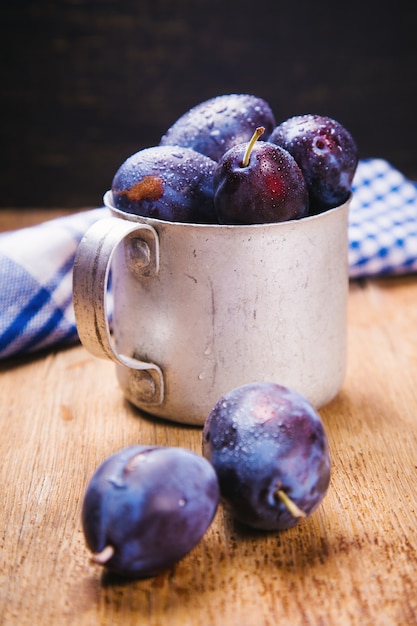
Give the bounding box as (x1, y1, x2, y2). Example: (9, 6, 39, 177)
(276, 489, 306, 519)
(242, 126, 265, 167)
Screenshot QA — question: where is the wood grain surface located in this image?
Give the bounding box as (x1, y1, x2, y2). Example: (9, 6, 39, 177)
(1, 211, 417, 625)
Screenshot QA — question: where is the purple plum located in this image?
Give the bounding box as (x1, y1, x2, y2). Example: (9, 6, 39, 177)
(213, 127, 308, 224)
(269, 114, 358, 213)
(82, 445, 220, 577)
(202, 382, 331, 531)
(111, 145, 217, 223)
(159, 93, 276, 162)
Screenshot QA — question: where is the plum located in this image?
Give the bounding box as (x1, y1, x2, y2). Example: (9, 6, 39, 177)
(111, 145, 217, 223)
(268, 114, 358, 213)
(213, 127, 309, 224)
(159, 93, 276, 162)
(82, 445, 220, 578)
(202, 382, 331, 531)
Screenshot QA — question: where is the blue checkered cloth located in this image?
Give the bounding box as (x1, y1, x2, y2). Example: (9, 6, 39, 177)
(349, 159, 417, 277)
(0, 208, 107, 359)
(0, 158, 416, 359)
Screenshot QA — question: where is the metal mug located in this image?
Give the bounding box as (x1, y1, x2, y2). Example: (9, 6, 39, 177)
(73, 191, 350, 425)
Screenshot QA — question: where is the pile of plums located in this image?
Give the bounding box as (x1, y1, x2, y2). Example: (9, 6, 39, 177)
(82, 382, 331, 578)
(111, 93, 358, 224)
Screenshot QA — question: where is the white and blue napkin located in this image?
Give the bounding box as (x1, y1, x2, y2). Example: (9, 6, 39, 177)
(0, 208, 106, 359)
(0, 159, 416, 360)
(349, 159, 417, 278)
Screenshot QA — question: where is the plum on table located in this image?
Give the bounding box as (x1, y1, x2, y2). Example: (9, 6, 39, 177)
(82, 445, 220, 578)
(202, 382, 331, 531)
(159, 93, 276, 162)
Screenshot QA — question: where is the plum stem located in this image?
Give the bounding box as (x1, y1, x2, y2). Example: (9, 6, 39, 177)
(242, 126, 265, 167)
(276, 489, 307, 519)
(91, 545, 115, 565)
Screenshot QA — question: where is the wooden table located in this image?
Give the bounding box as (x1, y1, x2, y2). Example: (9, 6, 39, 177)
(1, 209, 417, 626)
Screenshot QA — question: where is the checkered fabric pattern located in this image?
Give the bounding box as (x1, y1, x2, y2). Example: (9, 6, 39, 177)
(0, 208, 106, 359)
(349, 159, 417, 278)
(0, 159, 416, 359)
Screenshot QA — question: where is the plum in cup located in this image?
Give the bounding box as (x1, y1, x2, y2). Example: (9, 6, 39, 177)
(269, 114, 358, 213)
(202, 382, 331, 531)
(213, 127, 309, 224)
(111, 145, 217, 223)
(160, 93, 276, 162)
(82, 445, 220, 578)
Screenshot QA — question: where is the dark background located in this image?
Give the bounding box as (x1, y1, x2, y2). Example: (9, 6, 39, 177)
(1, 0, 417, 209)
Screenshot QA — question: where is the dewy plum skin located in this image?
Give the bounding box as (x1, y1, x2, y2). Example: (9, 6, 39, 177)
(202, 382, 331, 531)
(269, 114, 358, 214)
(111, 144, 217, 223)
(159, 93, 277, 162)
(81, 445, 220, 578)
(213, 127, 309, 224)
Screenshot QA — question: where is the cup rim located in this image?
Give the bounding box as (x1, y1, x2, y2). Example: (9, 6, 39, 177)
(103, 189, 351, 230)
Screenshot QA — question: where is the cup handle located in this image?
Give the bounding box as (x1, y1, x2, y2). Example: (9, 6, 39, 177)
(72, 216, 164, 405)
